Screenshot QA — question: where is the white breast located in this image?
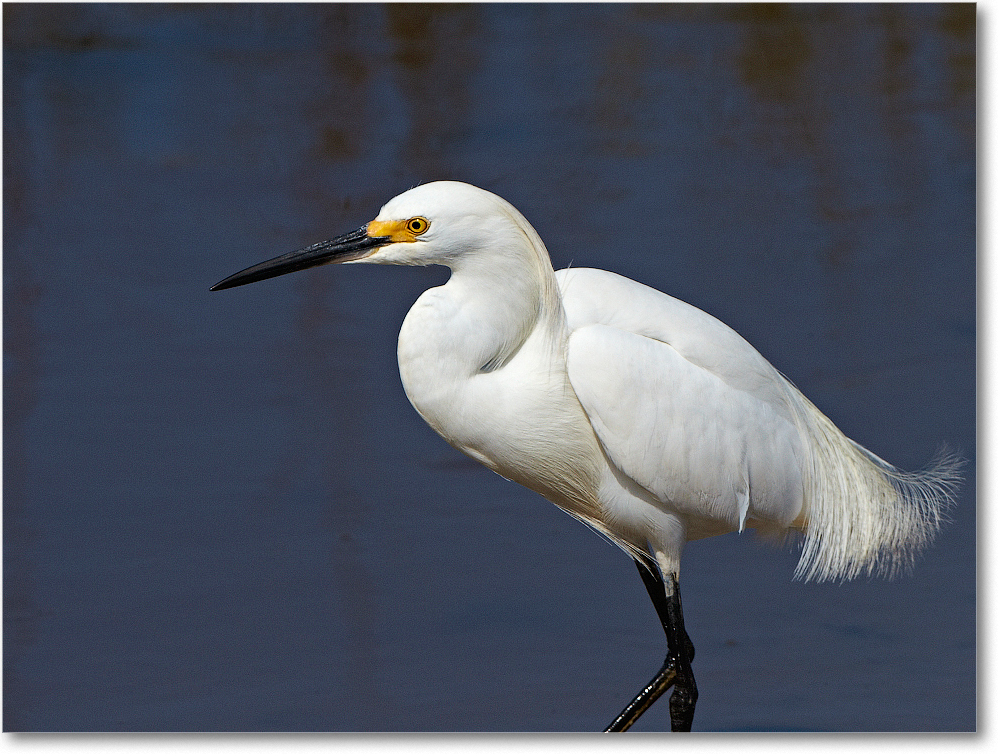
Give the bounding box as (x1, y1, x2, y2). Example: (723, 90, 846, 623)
(397, 283, 606, 524)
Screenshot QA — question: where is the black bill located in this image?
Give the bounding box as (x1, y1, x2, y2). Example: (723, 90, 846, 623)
(210, 226, 389, 291)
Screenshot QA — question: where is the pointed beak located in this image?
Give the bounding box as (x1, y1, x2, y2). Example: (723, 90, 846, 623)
(210, 226, 390, 291)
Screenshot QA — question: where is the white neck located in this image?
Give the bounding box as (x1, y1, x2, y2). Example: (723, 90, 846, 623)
(402, 220, 565, 378)
(395, 219, 604, 529)
(451, 245, 562, 372)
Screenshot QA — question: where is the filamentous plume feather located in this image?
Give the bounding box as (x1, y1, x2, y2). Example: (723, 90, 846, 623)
(786, 382, 962, 582)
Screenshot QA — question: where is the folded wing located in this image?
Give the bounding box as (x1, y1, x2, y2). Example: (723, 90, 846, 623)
(558, 268, 805, 537)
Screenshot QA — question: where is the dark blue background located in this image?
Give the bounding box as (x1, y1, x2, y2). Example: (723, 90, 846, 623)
(4, 3, 975, 731)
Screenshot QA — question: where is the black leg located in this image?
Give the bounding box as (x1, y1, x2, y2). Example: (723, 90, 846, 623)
(660, 569, 697, 731)
(604, 558, 697, 732)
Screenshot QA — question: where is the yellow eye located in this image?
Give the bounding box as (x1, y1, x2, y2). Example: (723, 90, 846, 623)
(406, 217, 429, 235)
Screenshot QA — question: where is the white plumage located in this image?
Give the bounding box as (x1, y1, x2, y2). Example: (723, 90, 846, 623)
(212, 180, 961, 730)
(382, 182, 958, 584)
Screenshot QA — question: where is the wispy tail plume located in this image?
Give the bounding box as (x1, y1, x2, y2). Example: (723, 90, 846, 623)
(788, 390, 963, 583)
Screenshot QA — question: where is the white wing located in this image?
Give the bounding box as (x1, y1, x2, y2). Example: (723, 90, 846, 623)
(557, 268, 805, 535)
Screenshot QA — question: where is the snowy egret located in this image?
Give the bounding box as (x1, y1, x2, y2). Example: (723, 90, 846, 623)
(212, 181, 961, 731)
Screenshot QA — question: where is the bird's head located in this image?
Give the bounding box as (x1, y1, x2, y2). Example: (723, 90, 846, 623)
(211, 181, 535, 290)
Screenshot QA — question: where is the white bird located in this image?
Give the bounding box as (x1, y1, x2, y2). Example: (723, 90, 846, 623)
(212, 181, 961, 731)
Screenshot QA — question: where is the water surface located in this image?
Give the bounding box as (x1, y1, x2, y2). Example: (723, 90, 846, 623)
(4, 3, 975, 731)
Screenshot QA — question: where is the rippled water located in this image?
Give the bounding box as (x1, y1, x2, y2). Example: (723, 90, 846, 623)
(4, 3, 975, 731)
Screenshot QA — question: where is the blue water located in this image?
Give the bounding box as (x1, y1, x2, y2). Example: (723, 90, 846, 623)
(4, 3, 975, 731)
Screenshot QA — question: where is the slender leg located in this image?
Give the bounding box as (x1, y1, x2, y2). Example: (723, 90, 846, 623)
(660, 569, 697, 731)
(603, 655, 676, 732)
(604, 558, 697, 732)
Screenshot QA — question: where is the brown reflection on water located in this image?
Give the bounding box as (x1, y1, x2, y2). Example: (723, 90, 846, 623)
(385, 3, 483, 175)
(590, 15, 651, 160)
(736, 3, 812, 106)
(734, 7, 871, 371)
(309, 6, 373, 165)
(730, 3, 974, 384)
(266, 6, 387, 718)
(940, 4, 975, 141)
(263, 3, 489, 718)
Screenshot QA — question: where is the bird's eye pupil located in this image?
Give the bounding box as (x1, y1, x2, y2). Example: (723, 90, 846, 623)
(407, 217, 428, 235)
